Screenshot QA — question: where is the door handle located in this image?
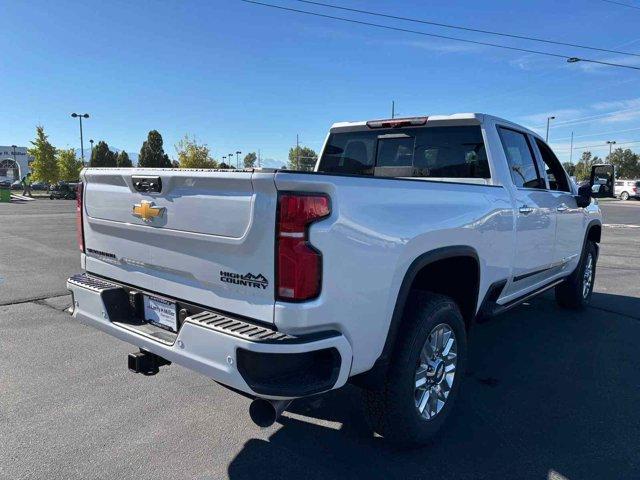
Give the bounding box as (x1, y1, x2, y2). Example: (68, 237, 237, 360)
(557, 203, 568, 212)
(519, 205, 534, 215)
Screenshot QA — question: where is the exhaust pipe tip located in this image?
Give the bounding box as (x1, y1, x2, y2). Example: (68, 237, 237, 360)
(249, 398, 292, 428)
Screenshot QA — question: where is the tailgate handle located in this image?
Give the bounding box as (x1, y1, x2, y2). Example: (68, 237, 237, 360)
(132, 176, 162, 193)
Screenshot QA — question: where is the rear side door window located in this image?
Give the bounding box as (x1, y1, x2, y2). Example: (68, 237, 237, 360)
(497, 127, 544, 189)
(534, 138, 570, 192)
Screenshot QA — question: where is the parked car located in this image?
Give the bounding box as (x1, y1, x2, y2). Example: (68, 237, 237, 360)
(67, 113, 602, 446)
(0, 179, 11, 188)
(31, 181, 49, 191)
(49, 182, 77, 200)
(11, 180, 22, 190)
(614, 179, 640, 200)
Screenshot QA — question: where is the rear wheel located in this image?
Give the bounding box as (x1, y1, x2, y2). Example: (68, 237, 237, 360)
(555, 241, 597, 309)
(620, 191, 630, 201)
(362, 293, 466, 446)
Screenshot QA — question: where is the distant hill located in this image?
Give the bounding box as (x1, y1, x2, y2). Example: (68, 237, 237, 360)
(75, 148, 139, 165)
(259, 158, 286, 169)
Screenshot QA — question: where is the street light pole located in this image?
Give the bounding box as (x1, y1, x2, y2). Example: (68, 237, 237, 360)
(545, 116, 556, 142)
(236, 151, 242, 169)
(606, 140, 617, 157)
(71, 113, 90, 164)
(228, 153, 234, 169)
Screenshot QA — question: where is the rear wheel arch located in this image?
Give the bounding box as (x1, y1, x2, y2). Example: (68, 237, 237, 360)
(353, 246, 480, 390)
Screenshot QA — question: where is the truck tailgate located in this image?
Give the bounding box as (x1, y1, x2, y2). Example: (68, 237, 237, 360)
(81, 169, 277, 324)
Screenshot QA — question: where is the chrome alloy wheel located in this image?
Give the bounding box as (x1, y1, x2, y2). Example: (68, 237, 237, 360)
(414, 323, 457, 420)
(583, 252, 594, 299)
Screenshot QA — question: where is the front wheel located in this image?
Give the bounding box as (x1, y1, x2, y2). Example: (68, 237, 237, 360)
(362, 293, 467, 446)
(620, 191, 630, 201)
(555, 241, 597, 309)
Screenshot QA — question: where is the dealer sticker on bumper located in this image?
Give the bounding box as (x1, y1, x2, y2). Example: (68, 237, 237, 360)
(143, 295, 177, 332)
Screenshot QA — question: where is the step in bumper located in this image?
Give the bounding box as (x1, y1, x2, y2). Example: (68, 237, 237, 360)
(67, 273, 352, 399)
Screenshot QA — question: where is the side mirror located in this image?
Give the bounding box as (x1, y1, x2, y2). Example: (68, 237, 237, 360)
(576, 184, 592, 208)
(590, 164, 615, 198)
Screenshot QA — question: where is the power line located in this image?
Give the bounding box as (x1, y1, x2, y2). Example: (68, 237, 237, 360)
(295, 0, 640, 58)
(554, 126, 640, 141)
(553, 139, 640, 150)
(600, 0, 640, 10)
(241, 0, 640, 71)
(531, 105, 640, 130)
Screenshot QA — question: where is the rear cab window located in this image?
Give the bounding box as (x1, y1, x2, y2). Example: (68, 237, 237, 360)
(317, 125, 490, 181)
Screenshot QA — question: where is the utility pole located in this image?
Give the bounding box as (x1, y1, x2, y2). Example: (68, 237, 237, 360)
(545, 116, 555, 142)
(258, 149, 261, 168)
(11, 145, 17, 180)
(296, 134, 300, 170)
(391, 100, 395, 119)
(569, 132, 574, 164)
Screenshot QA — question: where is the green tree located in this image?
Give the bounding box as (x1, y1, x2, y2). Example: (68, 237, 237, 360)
(116, 151, 133, 168)
(27, 125, 58, 183)
(562, 162, 576, 177)
(138, 130, 171, 168)
(574, 151, 600, 181)
(608, 148, 640, 179)
(218, 162, 232, 169)
(243, 152, 257, 168)
(57, 148, 83, 181)
(288, 146, 317, 171)
(175, 134, 217, 168)
(90, 141, 117, 167)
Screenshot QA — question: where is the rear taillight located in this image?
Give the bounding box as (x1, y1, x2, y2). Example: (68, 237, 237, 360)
(633, 187, 638, 193)
(76, 182, 84, 252)
(276, 193, 330, 301)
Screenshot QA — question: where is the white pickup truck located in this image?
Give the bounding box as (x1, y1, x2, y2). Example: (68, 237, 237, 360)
(67, 113, 602, 445)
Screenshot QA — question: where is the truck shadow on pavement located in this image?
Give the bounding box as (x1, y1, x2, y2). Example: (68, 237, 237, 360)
(228, 295, 640, 480)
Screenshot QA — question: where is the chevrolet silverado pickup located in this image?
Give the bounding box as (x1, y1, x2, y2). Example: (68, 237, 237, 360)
(67, 113, 602, 445)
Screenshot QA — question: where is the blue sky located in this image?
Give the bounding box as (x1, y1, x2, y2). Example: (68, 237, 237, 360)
(2, 0, 640, 166)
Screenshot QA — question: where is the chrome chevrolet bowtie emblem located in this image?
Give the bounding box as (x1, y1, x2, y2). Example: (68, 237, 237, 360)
(132, 200, 164, 222)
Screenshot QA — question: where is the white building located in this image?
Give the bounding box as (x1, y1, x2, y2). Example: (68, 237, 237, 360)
(0, 146, 32, 183)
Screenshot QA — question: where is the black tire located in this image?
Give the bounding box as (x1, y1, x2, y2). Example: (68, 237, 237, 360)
(555, 241, 597, 309)
(362, 293, 467, 446)
(620, 191, 629, 201)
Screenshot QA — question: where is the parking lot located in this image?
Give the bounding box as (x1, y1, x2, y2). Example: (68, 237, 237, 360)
(1, 199, 639, 480)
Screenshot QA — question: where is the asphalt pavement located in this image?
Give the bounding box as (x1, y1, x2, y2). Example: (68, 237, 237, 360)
(1, 198, 639, 480)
